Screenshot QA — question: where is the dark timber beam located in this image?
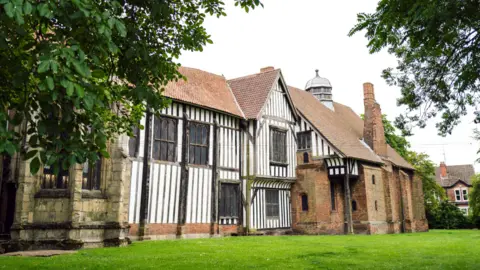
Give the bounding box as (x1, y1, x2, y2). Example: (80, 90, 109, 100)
(177, 108, 190, 236)
(138, 107, 152, 240)
(210, 114, 218, 235)
(344, 158, 354, 235)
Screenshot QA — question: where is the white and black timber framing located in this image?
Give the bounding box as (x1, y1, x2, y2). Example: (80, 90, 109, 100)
(242, 75, 298, 231)
(128, 101, 243, 233)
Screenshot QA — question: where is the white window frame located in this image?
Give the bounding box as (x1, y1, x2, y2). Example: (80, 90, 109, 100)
(462, 189, 468, 201)
(458, 206, 469, 216)
(454, 189, 461, 201)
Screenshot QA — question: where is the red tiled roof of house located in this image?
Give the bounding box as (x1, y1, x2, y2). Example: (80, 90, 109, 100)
(163, 67, 244, 117)
(227, 69, 280, 119)
(435, 164, 475, 187)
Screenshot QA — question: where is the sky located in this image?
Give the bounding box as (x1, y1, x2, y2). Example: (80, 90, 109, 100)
(178, 0, 480, 171)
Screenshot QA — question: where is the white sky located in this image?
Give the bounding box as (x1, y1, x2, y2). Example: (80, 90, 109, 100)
(178, 0, 480, 171)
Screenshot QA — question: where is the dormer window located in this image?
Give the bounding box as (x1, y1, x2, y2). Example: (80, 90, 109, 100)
(297, 131, 312, 151)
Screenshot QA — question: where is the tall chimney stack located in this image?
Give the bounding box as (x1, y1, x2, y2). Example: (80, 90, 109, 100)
(363, 82, 387, 157)
(439, 162, 447, 177)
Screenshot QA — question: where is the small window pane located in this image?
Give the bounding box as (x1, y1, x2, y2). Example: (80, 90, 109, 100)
(301, 194, 308, 211)
(188, 122, 209, 165)
(266, 190, 279, 218)
(154, 117, 178, 162)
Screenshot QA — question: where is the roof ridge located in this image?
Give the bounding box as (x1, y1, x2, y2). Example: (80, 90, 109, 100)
(227, 69, 280, 82)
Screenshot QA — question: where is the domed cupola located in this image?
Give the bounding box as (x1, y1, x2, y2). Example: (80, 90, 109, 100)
(305, 69, 334, 110)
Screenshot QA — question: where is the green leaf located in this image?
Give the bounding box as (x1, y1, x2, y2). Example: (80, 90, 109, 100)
(24, 149, 37, 160)
(37, 3, 49, 17)
(100, 149, 110, 159)
(115, 20, 127, 37)
(46, 76, 54, 90)
(66, 82, 74, 96)
(91, 69, 105, 78)
(30, 156, 41, 175)
(72, 60, 86, 77)
(4, 2, 14, 18)
(28, 134, 38, 145)
(74, 83, 84, 97)
(83, 94, 94, 110)
(38, 61, 50, 73)
(5, 143, 16, 156)
(24, 1, 32, 15)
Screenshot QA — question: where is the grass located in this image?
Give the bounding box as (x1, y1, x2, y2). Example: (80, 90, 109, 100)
(1, 230, 480, 269)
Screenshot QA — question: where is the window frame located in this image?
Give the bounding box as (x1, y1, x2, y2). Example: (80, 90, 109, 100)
(188, 121, 210, 165)
(455, 189, 462, 201)
(462, 189, 468, 201)
(270, 127, 288, 165)
(372, 175, 376, 185)
(82, 157, 102, 190)
(219, 183, 240, 218)
(297, 131, 312, 151)
(153, 116, 178, 162)
(265, 189, 280, 219)
(42, 161, 69, 189)
(301, 194, 309, 212)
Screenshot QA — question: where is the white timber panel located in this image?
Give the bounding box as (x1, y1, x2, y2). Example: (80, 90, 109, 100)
(185, 166, 212, 224)
(264, 79, 295, 122)
(250, 181, 291, 229)
(128, 160, 143, 223)
(147, 163, 181, 223)
(218, 114, 240, 170)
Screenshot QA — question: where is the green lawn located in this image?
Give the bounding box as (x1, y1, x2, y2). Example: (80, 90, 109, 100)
(1, 230, 479, 269)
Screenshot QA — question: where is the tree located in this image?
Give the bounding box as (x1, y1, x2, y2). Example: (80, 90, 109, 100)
(349, 0, 480, 136)
(378, 114, 445, 209)
(0, 0, 261, 175)
(470, 174, 480, 217)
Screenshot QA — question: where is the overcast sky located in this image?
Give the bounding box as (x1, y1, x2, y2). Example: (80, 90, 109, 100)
(178, 0, 480, 171)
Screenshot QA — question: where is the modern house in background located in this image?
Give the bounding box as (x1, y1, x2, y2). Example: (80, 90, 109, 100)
(0, 66, 428, 253)
(435, 162, 475, 214)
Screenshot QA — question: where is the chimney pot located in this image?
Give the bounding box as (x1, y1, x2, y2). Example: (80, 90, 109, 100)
(260, 66, 275, 73)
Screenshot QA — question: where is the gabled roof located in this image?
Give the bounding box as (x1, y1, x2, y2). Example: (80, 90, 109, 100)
(227, 69, 280, 119)
(288, 86, 382, 164)
(164, 67, 244, 117)
(435, 164, 475, 187)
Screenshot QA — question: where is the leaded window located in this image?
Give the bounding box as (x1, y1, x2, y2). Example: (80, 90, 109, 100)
(219, 183, 239, 218)
(297, 131, 311, 150)
(270, 128, 287, 164)
(266, 189, 279, 219)
(42, 162, 69, 189)
(153, 117, 178, 162)
(82, 158, 102, 190)
(189, 122, 209, 165)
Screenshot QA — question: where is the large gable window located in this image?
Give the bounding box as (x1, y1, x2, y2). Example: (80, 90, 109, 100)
(189, 122, 209, 165)
(270, 127, 287, 164)
(297, 131, 312, 151)
(219, 183, 239, 218)
(266, 189, 280, 219)
(153, 117, 178, 162)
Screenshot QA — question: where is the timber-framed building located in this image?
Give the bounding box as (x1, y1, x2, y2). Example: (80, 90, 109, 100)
(0, 66, 428, 252)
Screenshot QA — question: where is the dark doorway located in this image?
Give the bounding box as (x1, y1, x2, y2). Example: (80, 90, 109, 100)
(0, 156, 16, 239)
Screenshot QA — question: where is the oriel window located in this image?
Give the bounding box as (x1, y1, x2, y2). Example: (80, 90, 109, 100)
(153, 117, 178, 162)
(270, 128, 287, 164)
(189, 122, 209, 165)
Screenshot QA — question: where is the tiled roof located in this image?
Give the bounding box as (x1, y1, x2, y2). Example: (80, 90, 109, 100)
(435, 164, 475, 187)
(333, 102, 414, 170)
(288, 86, 383, 164)
(227, 69, 280, 119)
(164, 67, 244, 117)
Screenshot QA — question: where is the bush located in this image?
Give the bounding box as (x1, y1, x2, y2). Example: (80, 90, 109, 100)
(427, 201, 474, 229)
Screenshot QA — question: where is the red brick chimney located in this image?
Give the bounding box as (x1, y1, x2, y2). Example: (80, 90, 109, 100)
(363, 82, 387, 157)
(439, 162, 447, 177)
(260, 66, 275, 73)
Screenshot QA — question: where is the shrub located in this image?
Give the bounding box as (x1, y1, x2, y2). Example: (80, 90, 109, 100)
(427, 201, 473, 229)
